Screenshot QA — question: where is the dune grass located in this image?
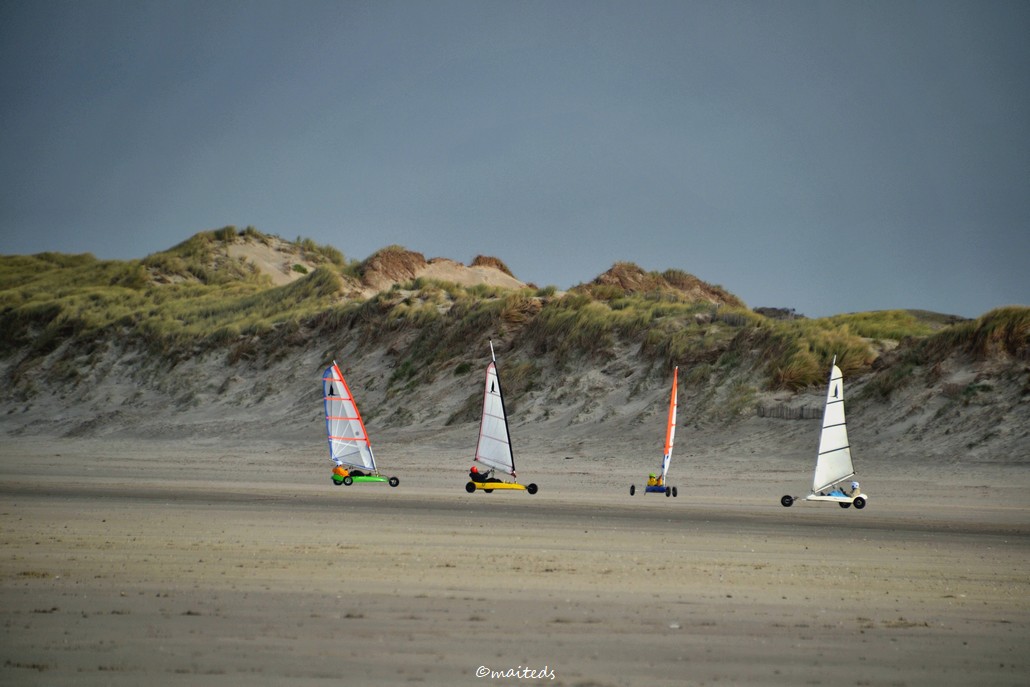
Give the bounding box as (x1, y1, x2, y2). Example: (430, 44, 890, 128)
(0, 248, 345, 362)
(4, 235, 1016, 396)
(918, 306, 1029, 361)
(857, 307, 1029, 400)
(820, 310, 937, 341)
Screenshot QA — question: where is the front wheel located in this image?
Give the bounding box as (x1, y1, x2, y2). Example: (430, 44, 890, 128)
(780, 495, 794, 507)
(388, 476, 400, 487)
(629, 484, 636, 496)
(853, 496, 866, 509)
(465, 481, 476, 494)
(527, 483, 538, 495)
(672, 486, 678, 498)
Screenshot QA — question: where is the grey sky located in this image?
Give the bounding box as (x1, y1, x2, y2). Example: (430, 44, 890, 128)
(2, 0, 1027, 317)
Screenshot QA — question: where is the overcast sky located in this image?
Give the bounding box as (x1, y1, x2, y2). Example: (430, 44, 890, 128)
(1, 0, 1027, 317)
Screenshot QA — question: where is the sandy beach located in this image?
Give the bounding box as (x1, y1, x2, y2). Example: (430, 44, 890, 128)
(2, 429, 1028, 687)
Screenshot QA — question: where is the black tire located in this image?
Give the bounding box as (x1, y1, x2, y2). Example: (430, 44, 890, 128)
(780, 495, 793, 507)
(332, 477, 343, 486)
(839, 501, 851, 508)
(342, 476, 353, 486)
(665, 488, 671, 497)
(484, 489, 493, 493)
(853, 497, 866, 509)
(465, 481, 476, 494)
(630, 485, 636, 496)
(388, 476, 399, 487)
(672, 486, 678, 498)
(527, 483, 538, 494)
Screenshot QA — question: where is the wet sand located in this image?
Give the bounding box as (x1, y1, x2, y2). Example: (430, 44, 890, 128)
(2, 438, 1028, 686)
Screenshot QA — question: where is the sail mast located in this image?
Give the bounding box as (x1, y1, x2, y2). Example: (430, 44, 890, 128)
(474, 341, 516, 476)
(496, 344, 516, 476)
(322, 361, 378, 473)
(661, 366, 678, 481)
(812, 356, 854, 492)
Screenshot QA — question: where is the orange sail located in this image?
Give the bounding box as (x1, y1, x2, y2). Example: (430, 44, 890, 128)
(660, 366, 678, 481)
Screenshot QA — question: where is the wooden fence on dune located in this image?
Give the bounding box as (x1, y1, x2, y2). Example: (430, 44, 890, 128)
(756, 404, 823, 420)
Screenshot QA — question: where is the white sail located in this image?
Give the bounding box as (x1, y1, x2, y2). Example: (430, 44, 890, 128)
(660, 366, 678, 482)
(812, 362, 854, 492)
(322, 361, 377, 472)
(474, 360, 516, 476)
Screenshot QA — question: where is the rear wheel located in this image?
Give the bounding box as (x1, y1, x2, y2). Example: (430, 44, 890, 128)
(672, 486, 678, 498)
(464, 481, 476, 493)
(388, 476, 400, 487)
(527, 483, 538, 495)
(342, 476, 353, 486)
(853, 496, 866, 509)
(839, 502, 851, 508)
(780, 495, 793, 507)
(629, 485, 636, 496)
(332, 477, 343, 486)
(665, 488, 671, 497)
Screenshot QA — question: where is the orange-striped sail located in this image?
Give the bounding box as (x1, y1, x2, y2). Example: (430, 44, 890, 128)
(660, 366, 678, 482)
(322, 361, 377, 472)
